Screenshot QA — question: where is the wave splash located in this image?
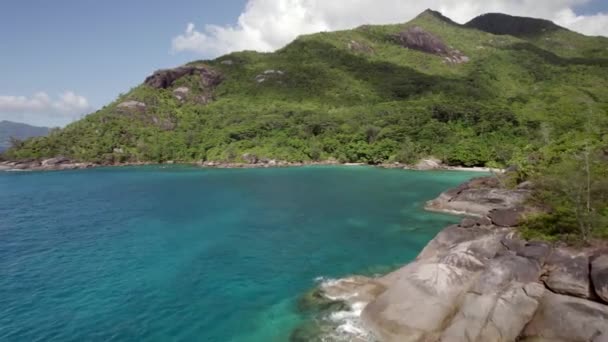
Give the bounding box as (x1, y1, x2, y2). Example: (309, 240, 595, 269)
(303, 276, 378, 341)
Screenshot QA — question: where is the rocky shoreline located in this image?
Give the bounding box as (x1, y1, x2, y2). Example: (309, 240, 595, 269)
(299, 176, 608, 341)
(0, 157, 497, 173)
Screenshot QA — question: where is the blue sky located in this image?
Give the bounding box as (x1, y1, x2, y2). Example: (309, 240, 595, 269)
(0, 0, 247, 126)
(1, 0, 606, 127)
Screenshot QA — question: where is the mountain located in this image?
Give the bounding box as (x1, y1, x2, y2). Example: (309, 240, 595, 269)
(4, 10, 608, 167)
(0, 121, 50, 152)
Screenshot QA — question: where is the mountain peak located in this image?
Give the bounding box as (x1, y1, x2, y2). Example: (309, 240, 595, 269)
(415, 9, 459, 25)
(465, 13, 564, 37)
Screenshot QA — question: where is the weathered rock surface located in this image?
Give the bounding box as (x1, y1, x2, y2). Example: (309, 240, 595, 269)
(362, 225, 516, 341)
(255, 69, 284, 84)
(592, 254, 608, 303)
(393, 26, 469, 64)
(414, 157, 442, 170)
(348, 40, 374, 54)
(520, 291, 608, 341)
(312, 178, 608, 342)
(145, 65, 223, 90)
(544, 249, 591, 299)
(117, 100, 146, 110)
(489, 207, 525, 227)
(172, 87, 190, 101)
(425, 176, 530, 217)
(0, 159, 95, 171)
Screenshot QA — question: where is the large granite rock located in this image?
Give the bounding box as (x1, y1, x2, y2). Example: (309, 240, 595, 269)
(117, 100, 146, 111)
(521, 291, 608, 341)
(592, 254, 608, 303)
(426, 177, 530, 217)
(362, 225, 514, 341)
(414, 158, 442, 170)
(145, 65, 223, 90)
(41, 156, 70, 166)
(348, 40, 374, 54)
(393, 26, 469, 63)
(489, 207, 525, 227)
(544, 249, 591, 299)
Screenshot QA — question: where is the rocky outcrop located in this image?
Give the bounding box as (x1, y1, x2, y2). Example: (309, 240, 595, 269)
(0, 158, 95, 171)
(544, 249, 592, 299)
(592, 254, 608, 303)
(255, 69, 285, 84)
(145, 65, 223, 90)
(425, 176, 530, 217)
(348, 40, 374, 54)
(117, 100, 146, 111)
(172, 87, 190, 101)
(414, 158, 442, 170)
(520, 291, 608, 341)
(393, 26, 469, 64)
(489, 207, 525, 227)
(304, 178, 608, 341)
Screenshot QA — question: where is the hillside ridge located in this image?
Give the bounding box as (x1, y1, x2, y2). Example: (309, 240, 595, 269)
(2, 10, 607, 170)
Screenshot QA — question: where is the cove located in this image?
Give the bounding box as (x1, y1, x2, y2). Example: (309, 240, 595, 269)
(0, 166, 481, 341)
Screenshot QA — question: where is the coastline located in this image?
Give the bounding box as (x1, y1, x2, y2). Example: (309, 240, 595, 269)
(0, 158, 499, 173)
(298, 175, 608, 341)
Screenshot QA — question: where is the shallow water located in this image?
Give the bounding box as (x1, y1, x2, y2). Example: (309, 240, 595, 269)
(0, 166, 481, 341)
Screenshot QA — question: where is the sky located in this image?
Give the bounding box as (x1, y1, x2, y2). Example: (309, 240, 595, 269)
(1, 0, 607, 127)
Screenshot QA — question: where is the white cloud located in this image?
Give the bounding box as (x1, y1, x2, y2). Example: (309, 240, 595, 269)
(0, 91, 91, 127)
(171, 0, 608, 57)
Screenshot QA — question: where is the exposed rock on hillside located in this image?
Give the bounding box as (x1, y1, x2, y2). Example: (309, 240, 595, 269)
(144, 65, 223, 90)
(255, 69, 285, 84)
(172, 87, 190, 102)
(348, 40, 374, 54)
(117, 100, 146, 111)
(393, 26, 469, 64)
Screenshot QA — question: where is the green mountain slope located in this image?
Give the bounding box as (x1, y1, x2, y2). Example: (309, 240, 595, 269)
(0, 120, 50, 152)
(4, 10, 608, 167)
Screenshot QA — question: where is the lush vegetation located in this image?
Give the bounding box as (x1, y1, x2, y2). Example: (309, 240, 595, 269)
(0, 120, 50, 153)
(3, 10, 608, 242)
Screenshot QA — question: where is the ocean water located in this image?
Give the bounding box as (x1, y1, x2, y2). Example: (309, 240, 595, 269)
(0, 166, 481, 342)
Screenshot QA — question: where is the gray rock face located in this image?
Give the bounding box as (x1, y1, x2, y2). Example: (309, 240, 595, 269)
(459, 217, 477, 228)
(393, 26, 469, 63)
(425, 177, 530, 217)
(145, 65, 223, 90)
(242, 153, 258, 164)
(362, 226, 515, 341)
(521, 291, 608, 341)
(592, 254, 608, 303)
(173, 87, 190, 101)
(41, 156, 70, 166)
(442, 253, 544, 342)
(489, 207, 525, 227)
(348, 40, 374, 54)
(414, 158, 442, 170)
(544, 249, 591, 299)
(442, 281, 544, 342)
(117, 100, 146, 110)
(254, 69, 284, 84)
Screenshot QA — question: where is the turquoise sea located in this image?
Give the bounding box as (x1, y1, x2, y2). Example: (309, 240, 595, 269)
(0, 166, 480, 341)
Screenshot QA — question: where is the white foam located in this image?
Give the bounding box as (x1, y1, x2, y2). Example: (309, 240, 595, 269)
(312, 276, 375, 341)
